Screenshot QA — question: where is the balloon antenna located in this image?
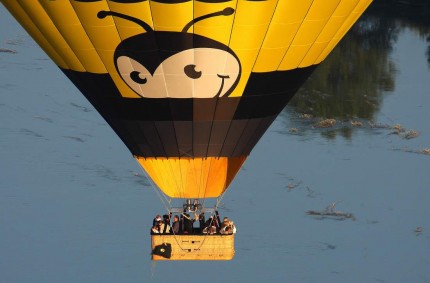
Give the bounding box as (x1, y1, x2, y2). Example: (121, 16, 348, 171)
(97, 11, 154, 33)
(182, 8, 235, 33)
(98, 8, 234, 34)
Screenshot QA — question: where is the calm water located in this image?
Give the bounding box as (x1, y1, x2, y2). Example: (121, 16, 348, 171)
(1, 5, 429, 283)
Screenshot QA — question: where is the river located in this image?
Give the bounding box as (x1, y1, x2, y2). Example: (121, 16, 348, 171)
(1, 3, 429, 283)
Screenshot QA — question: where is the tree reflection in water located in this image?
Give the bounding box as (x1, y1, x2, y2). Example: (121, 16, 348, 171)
(285, 0, 430, 140)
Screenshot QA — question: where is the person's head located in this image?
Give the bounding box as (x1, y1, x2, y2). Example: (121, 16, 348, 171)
(174, 215, 179, 222)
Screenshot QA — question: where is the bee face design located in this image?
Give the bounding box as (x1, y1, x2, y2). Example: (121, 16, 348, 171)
(99, 8, 241, 99)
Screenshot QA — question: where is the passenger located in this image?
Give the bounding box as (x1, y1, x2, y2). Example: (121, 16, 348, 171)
(202, 220, 217, 235)
(162, 214, 171, 234)
(203, 216, 213, 230)
(230, 221, 237, 234)
(179, 214, 184, 234)
(212, 216, 220, 232)
(198, 213, 205, 233)
(215, 210, 222, 230)
(223, 226, 232, 234)
(220, 220, 236, 235)
(163, 221, 171, 234)
(171, 215, 180, 234)
(220, 218, 237, 235)
(151, 225, 159, 234)
(220, 217, 230, 230)
(152, 214, 162, 227)
(163, 214, 171, 224)
(151, 217, 163, 234)
(150, 216, 171, 234)
(182, 213, 194, 234)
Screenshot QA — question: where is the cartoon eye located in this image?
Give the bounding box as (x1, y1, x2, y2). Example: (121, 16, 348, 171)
(130, 71, 147, 84)
(184, 64, 202, 79)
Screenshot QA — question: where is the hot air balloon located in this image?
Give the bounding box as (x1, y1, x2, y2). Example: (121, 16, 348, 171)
(1, 0, 372, 260)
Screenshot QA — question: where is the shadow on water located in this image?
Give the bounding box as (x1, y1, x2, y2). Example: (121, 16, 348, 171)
(284, 0, 430, 141)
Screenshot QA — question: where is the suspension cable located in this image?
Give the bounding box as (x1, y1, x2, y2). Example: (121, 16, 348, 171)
(134, 158, 172, 214)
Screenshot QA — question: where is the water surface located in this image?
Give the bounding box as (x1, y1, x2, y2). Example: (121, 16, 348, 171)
(1, 4, 429, 283)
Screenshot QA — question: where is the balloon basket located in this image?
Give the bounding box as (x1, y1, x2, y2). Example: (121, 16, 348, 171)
(151, 234, 234, 261)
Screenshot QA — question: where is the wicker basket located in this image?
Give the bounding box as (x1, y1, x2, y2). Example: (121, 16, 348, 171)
(151, 234, 235, 260)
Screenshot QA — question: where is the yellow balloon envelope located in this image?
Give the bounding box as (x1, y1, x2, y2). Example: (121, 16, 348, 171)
(1, 0, 372, 198)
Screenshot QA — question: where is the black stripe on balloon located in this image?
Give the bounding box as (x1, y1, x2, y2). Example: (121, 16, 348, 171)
(150, 0, 190, 3)
(73, 0, 147, 2)
(62, 66, 316, 157)
(193, 0, 232, 2)
(243, 66, 317, 96)
(237, 115, 276, 156)
(72, 0, 263, 2)
(119, 116, 278, 157)
(110, 0, 146, 2)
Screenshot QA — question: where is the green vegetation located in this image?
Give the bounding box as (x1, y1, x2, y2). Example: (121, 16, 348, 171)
(287, 0, 430, 138)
